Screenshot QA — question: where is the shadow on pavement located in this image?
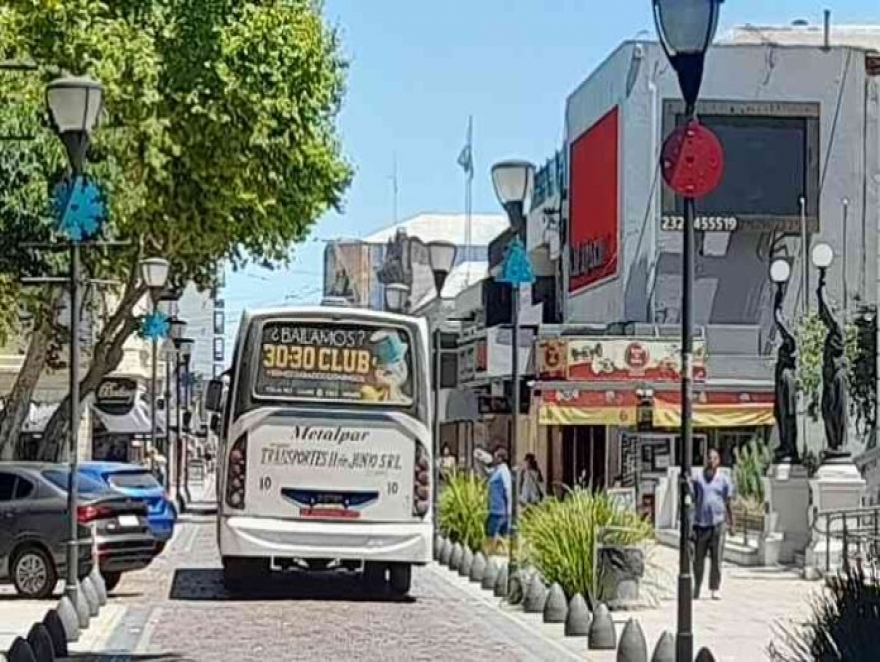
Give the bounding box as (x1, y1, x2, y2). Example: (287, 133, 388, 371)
(69, 654, 187, 661)
(169, 567, 415, 604)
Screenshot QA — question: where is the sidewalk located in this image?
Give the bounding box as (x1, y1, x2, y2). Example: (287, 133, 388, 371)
(450, 544, 817, 661)
(0, 586, 125, 657)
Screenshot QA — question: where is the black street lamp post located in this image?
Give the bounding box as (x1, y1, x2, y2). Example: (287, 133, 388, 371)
(175, 337, 194, 510)
(426, 240, 458, 535)
(45, 73, 103, 606)
(168, 319, 186, 500)
(140, 258, 171, 474)
(491, 159, 535, 592)
(652, 2, 723, 660)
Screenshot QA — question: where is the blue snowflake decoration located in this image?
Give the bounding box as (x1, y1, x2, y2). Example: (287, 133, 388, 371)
(52, 175, 106, 241)
(141, 310, 170, 340)
(497, 236, 535, 285)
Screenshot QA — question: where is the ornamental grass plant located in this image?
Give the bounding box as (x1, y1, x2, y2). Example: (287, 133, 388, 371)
(518, 488, 652, 602)
(437, 469, 488, 552)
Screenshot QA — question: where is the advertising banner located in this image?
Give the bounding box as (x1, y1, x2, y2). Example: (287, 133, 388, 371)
(566, 337, 707, 383)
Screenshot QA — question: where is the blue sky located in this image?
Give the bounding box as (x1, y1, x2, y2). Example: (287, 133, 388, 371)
(219, 0, 877, 352)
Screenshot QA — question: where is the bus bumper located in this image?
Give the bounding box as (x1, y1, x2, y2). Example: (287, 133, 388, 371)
(218, 515, 432, 565)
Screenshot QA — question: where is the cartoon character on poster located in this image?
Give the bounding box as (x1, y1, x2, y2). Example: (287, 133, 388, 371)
(361, 330, 410, 403)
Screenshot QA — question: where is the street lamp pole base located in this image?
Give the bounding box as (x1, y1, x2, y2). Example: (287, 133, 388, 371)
(676, 570, 694, 661)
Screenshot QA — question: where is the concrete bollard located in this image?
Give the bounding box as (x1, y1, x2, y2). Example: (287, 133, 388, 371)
(542, 583, 567, 623)
(617, 618, 648, 662)
(74, 588, 90, 630)
(695, 648, 716, 662)
(6, 637, 36, 662)
(88, 565, 107, 607)
(458, 547, 474, 577)
(449, 543, 464, 571)
(81, 577, 100, 617)
(651, 631, 675, 662)
(469, 552, 487, 583)
(564, 594, 591, 637)
(439, 539, 453, 566)
(523, 575, 548, 614)
(433, 534, 443, 561)
(493, 562, 509, 598)
(481, 559, 499, 590)
(507, 570, 526, 605)
(41, 611, 68, 659)
(26, 623, 55, 662)
(56, 597, 80, 643)
(588, 603, 617, 650)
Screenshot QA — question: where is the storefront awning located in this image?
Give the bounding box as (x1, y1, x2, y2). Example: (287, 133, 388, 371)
(653, 391, 774, 428)
(538, 390, 638, 426)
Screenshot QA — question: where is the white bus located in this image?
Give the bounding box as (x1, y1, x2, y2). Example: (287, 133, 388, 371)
(206, 306, 433, 595)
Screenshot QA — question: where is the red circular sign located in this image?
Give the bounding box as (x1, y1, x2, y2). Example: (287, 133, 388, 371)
(625, 342, 649, 370)
(661, 120, 724, 199)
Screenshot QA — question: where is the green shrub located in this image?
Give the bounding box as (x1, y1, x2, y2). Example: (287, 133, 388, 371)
(438, 470, 487, 551)
(733, 437, 772, 504)
(769, 564, 880, 661)
(518, 488, 652, 601)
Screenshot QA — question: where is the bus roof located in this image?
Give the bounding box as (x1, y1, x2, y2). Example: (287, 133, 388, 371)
(236, 306, 429, 340)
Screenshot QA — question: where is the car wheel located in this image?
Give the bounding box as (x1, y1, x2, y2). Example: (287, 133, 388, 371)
(102, 571, 122, 593)
(362, 562, 387, 590)
(388, 563, 412, 597)
(12, 546, 57, 599)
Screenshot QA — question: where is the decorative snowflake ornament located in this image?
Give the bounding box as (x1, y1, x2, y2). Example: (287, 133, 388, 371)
(142, 311, 170, 340)
(52, 175, 106, 241)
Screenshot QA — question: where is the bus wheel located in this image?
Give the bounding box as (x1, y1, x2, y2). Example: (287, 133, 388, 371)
(389, 563, 412, 596)
(362, 562, 386, 589)
(222, 557, 268, 592)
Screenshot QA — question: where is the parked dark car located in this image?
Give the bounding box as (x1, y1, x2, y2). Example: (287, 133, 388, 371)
(0, 463, 156, 597)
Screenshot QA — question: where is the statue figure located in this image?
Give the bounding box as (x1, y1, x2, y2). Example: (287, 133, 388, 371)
(772, 284, 799, 463)
(817, 269, 849, 457)
(376, 230, 411, 286)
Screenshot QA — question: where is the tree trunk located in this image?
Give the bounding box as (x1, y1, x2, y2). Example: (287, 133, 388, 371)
(38, 278, 146, 461)
(0, 314, 54, 460)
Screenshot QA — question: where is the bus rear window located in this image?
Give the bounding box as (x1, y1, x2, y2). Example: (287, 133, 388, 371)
(254, 321, 414, 406)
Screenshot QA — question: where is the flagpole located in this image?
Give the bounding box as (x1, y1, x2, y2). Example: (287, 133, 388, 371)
(465, 116, 473, 285)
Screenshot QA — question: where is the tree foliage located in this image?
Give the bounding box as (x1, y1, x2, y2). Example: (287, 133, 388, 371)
(0, 0, 351, 458)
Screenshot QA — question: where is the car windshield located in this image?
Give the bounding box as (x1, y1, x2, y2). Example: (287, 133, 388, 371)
(107, 470, 161, 491)
(43, 469, 109, 497)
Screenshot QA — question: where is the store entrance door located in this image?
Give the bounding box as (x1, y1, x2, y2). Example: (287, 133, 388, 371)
(562, 426, 607, 489)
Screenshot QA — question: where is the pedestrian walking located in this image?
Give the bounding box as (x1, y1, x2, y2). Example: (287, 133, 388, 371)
(692, 447, 734, 600)
(484, 446, 512, 556)
(518, 453, 545, 508)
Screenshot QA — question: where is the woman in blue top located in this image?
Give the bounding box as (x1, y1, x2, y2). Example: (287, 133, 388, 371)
(485, 447, 512, 555)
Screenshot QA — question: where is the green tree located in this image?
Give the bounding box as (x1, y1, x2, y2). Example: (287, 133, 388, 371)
(0, 0, 350, 459)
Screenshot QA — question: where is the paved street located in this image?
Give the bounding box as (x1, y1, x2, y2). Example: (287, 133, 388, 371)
(84, 490, 577, 662)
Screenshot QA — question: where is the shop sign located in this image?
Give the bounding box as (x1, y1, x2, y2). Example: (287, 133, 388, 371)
(96, 378, 138, 416)
(567, 337, 707, 383)
(536, 339, 567, 379)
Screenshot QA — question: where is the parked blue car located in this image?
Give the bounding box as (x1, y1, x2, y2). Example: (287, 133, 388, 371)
(78, 462, 176, 552)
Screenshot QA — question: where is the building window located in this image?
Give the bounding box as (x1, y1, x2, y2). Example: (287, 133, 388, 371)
(213, 310, 224, 335)
(213, 337, 224, 362)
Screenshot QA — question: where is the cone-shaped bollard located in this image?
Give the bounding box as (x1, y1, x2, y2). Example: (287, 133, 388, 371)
(617, 618, 648, 662)
(74, 589, 90, 630)
(482, 559, 499, 590)
(469, 552, 487, 583)
(449, 543, 464, 571)
(81, 577, 100, 617)
(564, 594, 591, 637)
(493, 562, 509, 598)
(523, 575, 548, 613)
(588, 603, 617, 650)
(695, 648, 716, 662)
(507, 570, 526, 605)
(7, 637, 36, 662)
(542, 583, 567, 623)
(651, 631, 675, 662)
(27, 622, 55, 662)
(433, 534, 443, 561)
(56, 597, 79, 643)
(439, 539, 453, 566)
(459, 547, 474, 577)
(89, 566, 107, 607)
(41, 611, 68, 659)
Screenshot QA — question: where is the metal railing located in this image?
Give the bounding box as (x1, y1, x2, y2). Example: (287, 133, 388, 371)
(812, 505, 880, 574)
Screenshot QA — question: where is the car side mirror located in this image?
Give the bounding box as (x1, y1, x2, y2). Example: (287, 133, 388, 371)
(205, 379, 223, 413)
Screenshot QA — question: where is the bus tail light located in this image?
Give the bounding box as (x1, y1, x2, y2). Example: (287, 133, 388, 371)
(225, 433, 248, 510)
(412, 440, 430, 518)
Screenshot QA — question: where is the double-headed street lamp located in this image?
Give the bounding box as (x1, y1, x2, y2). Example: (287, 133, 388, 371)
(491, 158, 535, 593)
(140, 258, 170, 474)
(46, 73, 103, 606)
(653, 2, 723, 661)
